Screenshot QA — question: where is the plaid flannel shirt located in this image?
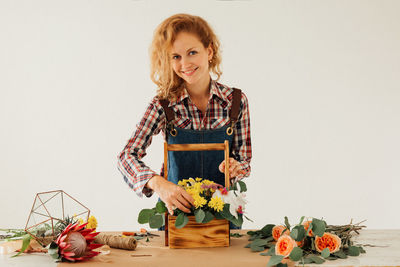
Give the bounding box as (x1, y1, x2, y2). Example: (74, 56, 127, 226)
(117, 80, 252, 197)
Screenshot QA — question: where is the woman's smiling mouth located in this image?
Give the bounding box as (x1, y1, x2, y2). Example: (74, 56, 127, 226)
(182, 67, 198, 76)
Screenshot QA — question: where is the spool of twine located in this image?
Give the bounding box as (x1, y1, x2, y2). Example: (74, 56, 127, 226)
(94, 233, 137, 250)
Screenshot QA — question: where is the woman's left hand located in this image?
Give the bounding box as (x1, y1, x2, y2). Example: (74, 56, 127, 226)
(218, 157, 245, 179)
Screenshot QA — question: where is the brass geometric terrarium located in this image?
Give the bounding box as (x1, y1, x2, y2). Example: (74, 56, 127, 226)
(25, 190, 90, 246)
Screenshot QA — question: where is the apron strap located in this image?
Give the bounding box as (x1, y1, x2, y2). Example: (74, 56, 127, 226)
(229, 88, 242, 124)
(159, 87, 242, 125)
(160, 99, 175, 124)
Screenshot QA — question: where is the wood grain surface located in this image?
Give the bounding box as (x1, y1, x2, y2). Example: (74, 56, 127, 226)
(168, 216, 229, 249)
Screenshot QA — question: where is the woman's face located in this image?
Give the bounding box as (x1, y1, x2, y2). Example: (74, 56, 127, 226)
(170, 31, 213, 87)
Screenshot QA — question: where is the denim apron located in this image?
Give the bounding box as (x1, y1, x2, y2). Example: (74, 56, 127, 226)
(160, 88, 242, 229)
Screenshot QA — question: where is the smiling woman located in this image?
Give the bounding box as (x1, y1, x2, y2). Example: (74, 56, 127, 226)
(149, 14, 222, 101)
(117, 13, 252, 230)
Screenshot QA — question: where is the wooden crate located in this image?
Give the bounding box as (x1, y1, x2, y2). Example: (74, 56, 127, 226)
(163, 141, 232, 248)
(168, 216, 230, 248)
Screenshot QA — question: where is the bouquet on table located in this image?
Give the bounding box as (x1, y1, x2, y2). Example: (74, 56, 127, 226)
(138, 177, 251, 229)
(246, 216, 366, 266)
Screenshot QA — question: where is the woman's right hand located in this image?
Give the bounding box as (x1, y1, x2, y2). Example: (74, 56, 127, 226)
(146, 175, 194, 215)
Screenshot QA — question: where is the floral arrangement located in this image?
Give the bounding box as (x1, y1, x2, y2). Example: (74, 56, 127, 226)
(246, 216, 366, 266)
(1, 216, 102, 262)
(138, 177, 250, 229)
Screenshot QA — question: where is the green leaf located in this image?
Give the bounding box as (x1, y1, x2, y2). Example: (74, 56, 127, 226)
(290, 228, 298, 240)
(333, 250, 347, 259)
(138, 209, 156, 224)
(230, 233, 243, 238)
(214, 212, 224, 220)
(155, 201, 167, 214)
(359, 246, 366, 253)
(247, 230, 257, 236)
(267, 255, 284, 266)
(348, 246, 360, 256)
(311, 218, 326, 237)
(220, 204, 233, 220)
(194, 209, 205, 223)
(230, 183, 238, 191)
(289, 247, 303, 261)
(229, 214, 243, 227)
(276, 264, 287, 267)
(302, 258, 314, 264)
(299, 216, 305, 225)
(250, 244, 265, 252)
(321, 247, 330, 258)
(290, 225, 306, 241)
(306, 222, 313, 236)
(261, 224, 275, 237)
(11, 234, 31, 258)
(284, 216, 291, 230)
(48, 242, 61, 260)
(244, 215, 254, 222)
(149, 214, 164, 229)
(308, 255, 325, 264)
(249, 233, 262, 241)
(326, 256, 338, 260)
(175, 213, 189, 229)
(244, 243, 251, 248)
(251, 238, 270, 247)
(265, 246, 276, 256)
(202, 211, 214, 223)
(237, 180, 247, 192)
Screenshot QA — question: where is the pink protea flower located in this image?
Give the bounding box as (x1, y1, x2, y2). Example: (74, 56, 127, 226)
(51, 222, 103, 262)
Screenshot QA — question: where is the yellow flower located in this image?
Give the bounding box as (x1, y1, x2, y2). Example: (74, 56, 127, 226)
(178, 180, 187, 187)
(193, 182, 204, 194)
(193, 195, 207, 208)
(87, 215, 98, 229)
(195, 177, 203, 182)
(208, 196, 225, 212)
(202, 179, 214, 185)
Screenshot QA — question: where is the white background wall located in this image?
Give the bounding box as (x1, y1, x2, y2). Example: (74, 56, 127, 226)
(1, 0, 399, 231)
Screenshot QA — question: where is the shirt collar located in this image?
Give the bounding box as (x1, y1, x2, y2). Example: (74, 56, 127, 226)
(169, 80, 228, 107)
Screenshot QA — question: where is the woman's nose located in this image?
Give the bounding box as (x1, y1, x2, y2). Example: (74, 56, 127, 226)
(180, 56, 191, 68)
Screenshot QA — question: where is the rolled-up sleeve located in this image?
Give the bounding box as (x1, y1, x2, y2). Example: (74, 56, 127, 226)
(232, 92, 252, 180)
(117, 97, 165, 197)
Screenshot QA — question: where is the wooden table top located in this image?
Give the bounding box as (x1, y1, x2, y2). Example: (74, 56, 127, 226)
(1, 229, 399, 267)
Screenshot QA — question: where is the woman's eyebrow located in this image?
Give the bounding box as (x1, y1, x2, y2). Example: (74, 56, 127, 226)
(171, 47, 197, 55)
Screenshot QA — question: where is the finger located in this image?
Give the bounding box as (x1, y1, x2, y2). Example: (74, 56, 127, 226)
(231, 164, 241, 178)
(181, 190, 195, 206)
(165, 202, 174, 215)
(177, 193, 192, 210)
(174, 199, 191, 213)
(229, 161, 240, 173)
(219, 161, 225, 173)
(228, 158, 238, 171)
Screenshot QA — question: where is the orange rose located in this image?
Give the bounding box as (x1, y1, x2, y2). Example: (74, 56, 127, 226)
(272, 225, 290, 241)
(303, 220, 314, 237)
(315, 232, 341, 253)
(275, 235, 297, 258)
(296, 239, 305, 248)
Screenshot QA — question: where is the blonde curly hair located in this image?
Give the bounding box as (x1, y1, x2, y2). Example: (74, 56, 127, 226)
(149, 13, 222, 100)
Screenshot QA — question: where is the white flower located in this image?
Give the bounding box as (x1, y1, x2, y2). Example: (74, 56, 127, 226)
(212, 189, 247, 219)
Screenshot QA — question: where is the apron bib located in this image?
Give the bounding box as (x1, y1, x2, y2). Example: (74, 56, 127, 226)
(159, 88, 242, 229)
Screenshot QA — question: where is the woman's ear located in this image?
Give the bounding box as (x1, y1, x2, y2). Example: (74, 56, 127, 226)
(207, 44, 214, 61)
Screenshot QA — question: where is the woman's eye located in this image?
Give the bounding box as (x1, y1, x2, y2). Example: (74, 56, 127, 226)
(189, 51, 197, 55)
(172, 55, 180, 60)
